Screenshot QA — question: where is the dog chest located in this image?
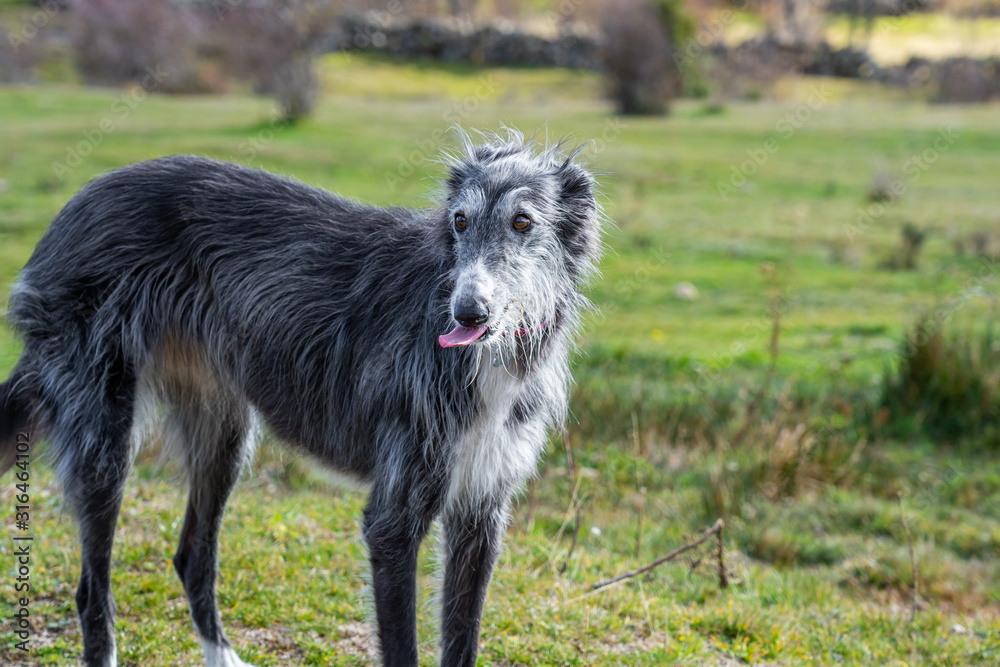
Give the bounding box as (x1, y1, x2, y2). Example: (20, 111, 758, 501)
(443, 367, 546, 510)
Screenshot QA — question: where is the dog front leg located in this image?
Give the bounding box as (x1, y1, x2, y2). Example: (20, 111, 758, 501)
(363, 499, 432, 667)
(439, 501, 509, 667)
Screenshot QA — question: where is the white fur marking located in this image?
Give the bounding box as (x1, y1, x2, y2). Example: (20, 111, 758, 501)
(200, 635, 256, 667)
(445, 365, 541, 510)
(129, 371, 161, 458)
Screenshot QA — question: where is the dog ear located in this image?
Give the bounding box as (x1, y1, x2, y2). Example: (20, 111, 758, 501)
(559, 162, 594, 214)
(556, 161, 601, 280)
(445, 162, 475, 202)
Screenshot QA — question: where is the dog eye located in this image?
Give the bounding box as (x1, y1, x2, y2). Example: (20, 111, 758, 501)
(454, 213, 467, 231)
(513, 214, 531, 231)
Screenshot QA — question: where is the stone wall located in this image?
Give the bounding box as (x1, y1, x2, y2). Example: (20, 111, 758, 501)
(333, 13, 601, 70)
(329, 13, 999, 103)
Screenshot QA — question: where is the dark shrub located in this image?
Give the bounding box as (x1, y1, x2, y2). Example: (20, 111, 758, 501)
(827, 0, 935, 16)
(879, 318, 1000, 445)
(212, 0, 339, 123)
(806, 43, 878, 78)
(0, 21, 44, 83)
(936, 57, 1000, 103)
(600, 0, 691, 115)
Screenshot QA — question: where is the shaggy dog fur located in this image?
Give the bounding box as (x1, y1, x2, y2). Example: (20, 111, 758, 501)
(0, 130, 602, 667)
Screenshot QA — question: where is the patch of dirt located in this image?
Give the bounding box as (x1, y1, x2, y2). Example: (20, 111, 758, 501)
(0, 614, 80, 666)
(334, 620, 379, 661)
(235, 625, 306, 662)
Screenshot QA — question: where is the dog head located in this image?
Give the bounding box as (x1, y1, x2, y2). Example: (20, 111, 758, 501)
(438, 129, 602, 351)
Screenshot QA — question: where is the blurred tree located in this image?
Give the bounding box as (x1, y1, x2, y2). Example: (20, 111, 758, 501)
(600, 0, 694, 115)
(655, 0, 696, 43)
(70, 0, 200, 91)
(845, 0, 876, 47)
(213, 0, 340, 123)
(0, 19, 45, 83)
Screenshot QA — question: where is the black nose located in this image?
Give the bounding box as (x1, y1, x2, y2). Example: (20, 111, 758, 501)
(455, 307, 489, 328)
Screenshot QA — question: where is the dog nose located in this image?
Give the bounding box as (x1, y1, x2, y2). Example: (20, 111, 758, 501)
(454, 307, 490, 328)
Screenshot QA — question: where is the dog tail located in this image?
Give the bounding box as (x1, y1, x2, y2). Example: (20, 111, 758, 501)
(0, 361, 37, 476)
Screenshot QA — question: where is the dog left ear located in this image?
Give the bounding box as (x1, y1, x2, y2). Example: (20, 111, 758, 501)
(446, 162, 474, 201)
(558, 162, 596, 225)
(560, 158, 593, 200)
(556, 160, 601, 279)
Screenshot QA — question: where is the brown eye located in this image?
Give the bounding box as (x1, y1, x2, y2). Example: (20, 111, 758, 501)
(454, 213, 467, 231)
(513, 213, 531, 231)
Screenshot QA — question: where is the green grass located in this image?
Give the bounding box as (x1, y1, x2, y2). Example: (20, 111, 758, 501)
(3, 441, 999, 665)
(2, 54, 1000, 665)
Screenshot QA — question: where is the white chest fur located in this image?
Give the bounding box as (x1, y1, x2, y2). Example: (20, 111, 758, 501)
(444, 364, 546, 512)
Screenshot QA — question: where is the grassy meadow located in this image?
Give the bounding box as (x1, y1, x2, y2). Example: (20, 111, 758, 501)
(1, 53, 1000, 665)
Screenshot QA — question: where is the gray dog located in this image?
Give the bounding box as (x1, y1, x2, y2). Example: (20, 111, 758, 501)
(0, 129, 602, 667)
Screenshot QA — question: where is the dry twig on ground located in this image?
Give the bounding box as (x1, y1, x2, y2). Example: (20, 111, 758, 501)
(590, 518, 725, 592)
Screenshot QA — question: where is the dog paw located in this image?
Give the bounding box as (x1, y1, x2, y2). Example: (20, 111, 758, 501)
(201, 638, 257, 667)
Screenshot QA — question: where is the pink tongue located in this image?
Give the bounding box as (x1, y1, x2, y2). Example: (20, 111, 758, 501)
(438, 325, 488, 348)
